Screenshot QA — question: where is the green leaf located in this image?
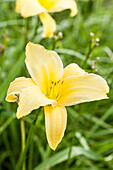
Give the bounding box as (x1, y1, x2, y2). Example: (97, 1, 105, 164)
(0, 54, 25, 102)
(34, 147, 102, 170)
(0, 20, 25, 28)
(0, 114, 15, 135)
(55, 49, 85, 60)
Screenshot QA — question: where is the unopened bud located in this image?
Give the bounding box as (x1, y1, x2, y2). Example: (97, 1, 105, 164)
(95, 69, 98, 72)
(90, 32, 94, 37)
(96, 38, 100, 42)
(58, 32, 63, 39)
(53, 35, 57, 39)
(91, 60, 95, 69)
(88, 54, 92, 58)
(53, 30, 56, 34)
(90, 39, 94, 43)
(96, 57, 100, 60)
(94, 43, 99, 47)
(91, 64, 95, 69)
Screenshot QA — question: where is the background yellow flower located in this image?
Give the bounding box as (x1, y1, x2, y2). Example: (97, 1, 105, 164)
(15, 0, 78, 37)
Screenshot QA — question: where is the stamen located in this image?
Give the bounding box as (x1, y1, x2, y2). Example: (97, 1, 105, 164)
(61, 80, 64, 84)
(46, 79, 63, 100)
(57, 80, 60, 83)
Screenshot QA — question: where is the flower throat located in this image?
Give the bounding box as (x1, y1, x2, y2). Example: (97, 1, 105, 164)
(38, 0, 57, 10)
(46, 80, 64, 100)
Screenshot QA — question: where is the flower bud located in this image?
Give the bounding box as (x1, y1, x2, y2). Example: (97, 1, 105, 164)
(94, 43, 99, 47)
(96, 38, 100, 42)
(90, 39, 94, 43)
(53, 35, 57, 39)
(58, 32, 63, 39)
(96, 57, 100, 60)
(91, 60, 96, 69)
(88, 54, 92, 58)
(90, 32, 94, 37)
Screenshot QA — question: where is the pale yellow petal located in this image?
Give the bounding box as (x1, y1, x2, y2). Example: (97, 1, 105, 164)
(15, 0, 46, 17)
(39, 13, 56, 38)
(44, 105, 67, 150)
(17, 86, 57, 119)
(63, 63, 86, 79)
(25, 42, 63, 94)
(49, 0, 78, 16)
(6, 77, 36, 102)
(15, 0, 25, 13)
(58, 74, 109, 106)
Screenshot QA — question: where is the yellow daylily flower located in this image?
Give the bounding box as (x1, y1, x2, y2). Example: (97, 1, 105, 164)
(6, 42, 109, 150)
(15, 0, 78, 37)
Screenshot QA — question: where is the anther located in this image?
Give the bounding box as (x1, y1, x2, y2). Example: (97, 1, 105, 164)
(61, 80, 64, 84)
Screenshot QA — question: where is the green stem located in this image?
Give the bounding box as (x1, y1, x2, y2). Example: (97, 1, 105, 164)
(52, 38, 56, 50)
(16, 112, 38, 170)
(83, 42, 92, 67)
(32, 16, 39, 40)
(1, 52, 5, 70)
(25, 18, 30, 44)
(0, 51, 5, 83)
(20, 119, 26, 170)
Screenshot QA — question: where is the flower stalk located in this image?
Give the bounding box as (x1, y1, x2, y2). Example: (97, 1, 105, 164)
(20, 119, 26, 170)
(16, 112, 38, 170)
(15, 0, 78, 38)
(83, 32, 100, 67)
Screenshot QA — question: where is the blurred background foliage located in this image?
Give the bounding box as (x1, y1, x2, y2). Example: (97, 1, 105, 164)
(0, 0, 113, 169)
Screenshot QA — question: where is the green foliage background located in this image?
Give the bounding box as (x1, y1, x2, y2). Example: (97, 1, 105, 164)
(0, 0, 113, 169)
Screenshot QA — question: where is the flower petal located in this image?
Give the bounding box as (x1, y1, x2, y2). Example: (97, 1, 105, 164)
(25, 42, 63, 94)
(17, 86, 56, 119)
(49, 0, 78, 16)
(6, 77, 36, 102)
(58, 74, 109, 106)
(44, 105, 67, 150)
(15, 0, 46, 17)
(39, 13, 56, 38)
(63, 63, 86, 79)
(15, 0, 25, 13)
